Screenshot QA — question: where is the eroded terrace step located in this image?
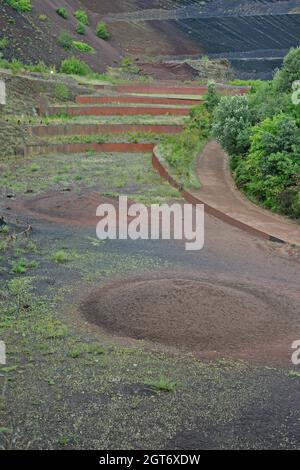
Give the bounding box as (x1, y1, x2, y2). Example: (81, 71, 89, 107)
(97, 84, 250, 95)
(44, 105, 191, 117)
(27, 123, 184, 138)
(76, 95, 203, 106)
(20, 142, 155, 157)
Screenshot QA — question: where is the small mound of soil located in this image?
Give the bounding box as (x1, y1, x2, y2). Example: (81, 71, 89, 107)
(11, 191, 132, 227)
(81, 276, 300, 364)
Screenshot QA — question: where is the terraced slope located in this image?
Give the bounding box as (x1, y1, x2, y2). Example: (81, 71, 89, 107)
(2, 77, 300, 450)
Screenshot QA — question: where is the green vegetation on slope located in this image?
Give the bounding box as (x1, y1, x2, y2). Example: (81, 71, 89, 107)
(5, 0, 32, 13)
(213, 47, 300, 218)
(158, 84, 220, 188)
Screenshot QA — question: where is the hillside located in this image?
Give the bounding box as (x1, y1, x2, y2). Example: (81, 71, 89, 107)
(0, 0, 121, 71)
(1, 1, 300, 78)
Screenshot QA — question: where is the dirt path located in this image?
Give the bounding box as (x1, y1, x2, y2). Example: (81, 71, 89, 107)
(195, 140, 300, 246)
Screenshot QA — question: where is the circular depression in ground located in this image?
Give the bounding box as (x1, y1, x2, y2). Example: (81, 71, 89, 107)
(80, 276, 299, 363)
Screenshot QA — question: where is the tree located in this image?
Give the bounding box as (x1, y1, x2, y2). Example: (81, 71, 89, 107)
(212, 95, 253, 155)
(274, 46, 300, 92)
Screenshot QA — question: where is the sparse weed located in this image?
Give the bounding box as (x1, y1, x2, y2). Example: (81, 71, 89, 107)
(147, 377, 177, 393)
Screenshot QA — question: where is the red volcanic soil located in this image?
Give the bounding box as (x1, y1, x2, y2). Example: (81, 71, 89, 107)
(137, 61, 200, 81)
(8, 190, 300, 367)
(80, 272, 300, 367)
(9, 191, 125, 228)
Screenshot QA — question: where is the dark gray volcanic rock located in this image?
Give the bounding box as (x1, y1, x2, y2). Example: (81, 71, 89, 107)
(97, 0, 300, 78)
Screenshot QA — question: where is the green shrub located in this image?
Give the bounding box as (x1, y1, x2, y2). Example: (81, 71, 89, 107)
(234, 114, 300, 216)
(189, 104, 212, 137)
(54, 83, 70, 102)
(30, 163, 39, 172)
(58, 30, 73, 50)
(60, 56, 91, 76)
(274, 46, 300, 92)
(52, 250, 69, 264)
(203, 82, 221, 113)
(121, 56, 139, 74)
(10, 59, 24, 73)
(0, 37, 9, 50)
(38, 14, 47, 22)
(76, 23, 85, 35)
(29, 61, 51, 73)
(5, 0, 32, 12)
(248, 81, 291, 123)
(212, 95, 254, 156)
(56, 7, 68, 19)
(72, 41, 95, 54)
(74, 9, 89, 25)
(96, 22, 110, 40)
(11, 259, 27, 274)
(213, 48, 300, 218)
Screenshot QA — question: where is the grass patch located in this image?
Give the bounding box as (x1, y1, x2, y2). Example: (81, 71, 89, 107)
(0, 151, 181, 204)
(74, 9, 89, 25)
(5, 0, 32, 13)
(72, 41, 95, 54)
(96, 22, 110, 40)
(10, 258, 39, 274)
(289, 371, 300, 378)
(51, 250, 75, 264)
(56, 8, 68, 19)
(69, 343, 105, 359)
(0, 225, 10, 235)
(147, 377, 177, 393)
(76, 23, 85, 35)
(0, 37, 9, 51)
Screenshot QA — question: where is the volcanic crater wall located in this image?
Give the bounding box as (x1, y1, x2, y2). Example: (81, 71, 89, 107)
(87, 0, 300, 78)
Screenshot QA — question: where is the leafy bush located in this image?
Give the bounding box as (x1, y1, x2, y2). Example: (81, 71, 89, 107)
(5, 0, 32, 12)
(96, 22, 110, 40)
(56, 7, 68, 19)
(248, 81, 291, 123)
(58, 30, 73, 50)
(121, 57, 139, 74)
(203, 82, 221, 113)
(274, 46, 300, 92)
(213, 48, 300, 218)
(60, 56, 91, 76)
(212, 95, 254, 156)
(234, 114, 300, 216)
(72, 41, 95, 54)
(74, 9, 89, 25)
(189, 104, 212, 137)
(54, 83, 70, 102)
(76, 23, 85, 35)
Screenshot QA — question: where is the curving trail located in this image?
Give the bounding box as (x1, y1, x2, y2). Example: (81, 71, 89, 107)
(195, 140, 300, 246)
